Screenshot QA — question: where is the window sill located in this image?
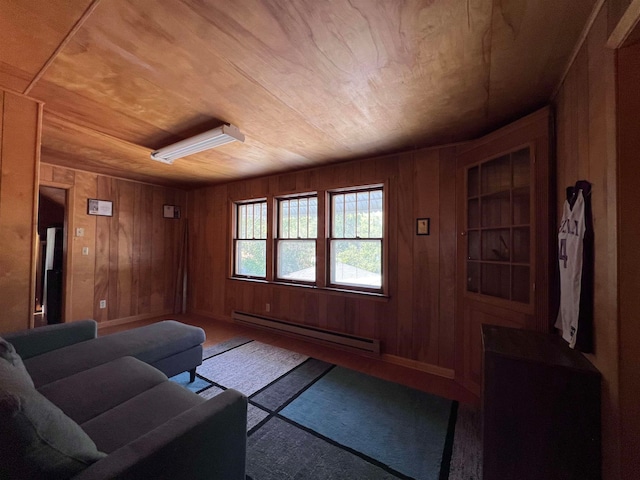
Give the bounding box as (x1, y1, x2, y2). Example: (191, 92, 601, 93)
(229, 277, 389, 301)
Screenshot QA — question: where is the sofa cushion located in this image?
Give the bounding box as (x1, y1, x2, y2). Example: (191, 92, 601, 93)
(0, 356, 106, 479)
(25, 320, 205, 387)
(0, 336, 34, 388)
(38, 356, 168, 424)
(81, 381, 205, 453)
(2, 320, 97, 360)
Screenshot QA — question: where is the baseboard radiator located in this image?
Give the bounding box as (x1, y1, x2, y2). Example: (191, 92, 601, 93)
(233, 311, 380, 355)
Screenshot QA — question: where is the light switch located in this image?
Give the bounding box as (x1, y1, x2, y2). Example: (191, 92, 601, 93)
(76, 228, 85, 237)
(82, 247, 89, 256)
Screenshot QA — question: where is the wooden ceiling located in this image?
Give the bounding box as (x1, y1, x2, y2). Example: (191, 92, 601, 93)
(2, 0, 597, 188)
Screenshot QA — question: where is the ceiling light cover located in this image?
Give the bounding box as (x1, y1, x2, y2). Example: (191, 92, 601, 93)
(150, 123, 245, 164)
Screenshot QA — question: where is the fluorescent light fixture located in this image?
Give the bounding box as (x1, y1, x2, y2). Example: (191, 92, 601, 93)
(150, 123, 245, 164)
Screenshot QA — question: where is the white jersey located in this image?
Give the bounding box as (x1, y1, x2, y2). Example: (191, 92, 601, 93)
(555, 190, 586, 348)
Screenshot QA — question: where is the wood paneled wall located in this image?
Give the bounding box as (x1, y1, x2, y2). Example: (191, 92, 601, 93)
(39, 164, 187, 325)
(616, 38, 640, 480)
(0, 90, 41, 333)
(188, 147, 458, 372)
(553, 4, 620, 478)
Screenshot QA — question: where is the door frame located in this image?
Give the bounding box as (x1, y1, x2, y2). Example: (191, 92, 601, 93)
(37, 181, 75, 324)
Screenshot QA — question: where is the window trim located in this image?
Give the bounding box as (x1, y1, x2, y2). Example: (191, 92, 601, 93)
(326, 185, 384, 293)
(230, 182, 387, 297)
(232, 199, 268, 280)
(274, 193, 318, 285)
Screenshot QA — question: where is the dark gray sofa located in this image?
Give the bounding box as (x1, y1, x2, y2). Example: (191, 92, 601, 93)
(0, 320, 247, 479)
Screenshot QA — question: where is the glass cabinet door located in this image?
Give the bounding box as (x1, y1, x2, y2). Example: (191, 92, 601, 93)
(466, 147, 531, 304)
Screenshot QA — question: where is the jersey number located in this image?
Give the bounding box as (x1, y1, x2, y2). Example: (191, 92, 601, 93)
(559, 238, 568, 268)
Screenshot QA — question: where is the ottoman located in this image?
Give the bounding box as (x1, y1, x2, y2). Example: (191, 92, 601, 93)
(14, 320, 206, 388)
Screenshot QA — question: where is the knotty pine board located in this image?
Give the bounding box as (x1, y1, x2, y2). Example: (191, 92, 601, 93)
(0, 91, 40, 332)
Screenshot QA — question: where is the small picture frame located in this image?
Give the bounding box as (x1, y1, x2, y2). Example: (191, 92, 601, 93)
(416, 218, 430, 236)
(87, 199, 113, 217)
(163, 205, 181, 219)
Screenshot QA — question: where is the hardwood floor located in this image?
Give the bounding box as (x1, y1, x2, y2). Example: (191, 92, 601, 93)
(99, 313, 478, 405)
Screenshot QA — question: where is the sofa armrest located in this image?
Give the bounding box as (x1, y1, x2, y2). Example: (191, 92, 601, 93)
(3, 320, 98, 360)
(73, 389, 247, 480)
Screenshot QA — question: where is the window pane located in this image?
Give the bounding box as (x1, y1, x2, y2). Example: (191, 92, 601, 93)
(309, 197, 318, 237)
(344, 193, 357, 238)
(356, 191, 370, 237)
(261, 203, 267, 238)
(277, 240, 316, 282)
(290, 199, 299, 238)
(236, 240, 266, 277)
(238, 204, 246, 238)
(331, 189, 383, 240)
(253, 203, 262, 239)
(247, 204, 254, 238)
(279, 197, 317, 240)
(299, 199, 308, 238)
(369, 190, 383, 238)
(330, 239, 381, 288)
(280, 201, 290, 238)
(333, 195, 344, 238)
(237, 201, 267, 240)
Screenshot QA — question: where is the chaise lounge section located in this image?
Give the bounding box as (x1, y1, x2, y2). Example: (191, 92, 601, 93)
(6, 319, 206, 386)
(0, 319, 247, 479)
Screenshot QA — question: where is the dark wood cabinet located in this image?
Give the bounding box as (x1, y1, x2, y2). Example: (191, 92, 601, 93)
(482, 324, 601, 480)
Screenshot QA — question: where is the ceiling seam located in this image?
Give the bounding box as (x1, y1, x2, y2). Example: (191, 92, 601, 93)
(607, 0, 640, 48)
(0, 92, 4, 210)
(182, 3, 363, 155)
(550, 0, 606, 103)
(485, 0, 494, 121)
(23, 0, 103, 96)
(47, 111, 151, 153)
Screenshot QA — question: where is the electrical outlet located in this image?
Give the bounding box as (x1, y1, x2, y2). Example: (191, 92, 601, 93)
(265, 303, 270, 312)
(99, 300, 106, 309)
(82, 247, 89, 256)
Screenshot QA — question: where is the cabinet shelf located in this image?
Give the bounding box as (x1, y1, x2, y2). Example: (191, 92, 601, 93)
(464, 146, 532, 304)
(466, 224, 530, 232)
(467, 260, 530, 267)
(479, 190, 510, 200)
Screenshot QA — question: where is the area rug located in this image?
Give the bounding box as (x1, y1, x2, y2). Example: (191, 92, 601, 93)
(172, 338, 458, 480)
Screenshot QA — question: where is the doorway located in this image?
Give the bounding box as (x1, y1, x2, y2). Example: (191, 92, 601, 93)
(35, 186, 67, 326)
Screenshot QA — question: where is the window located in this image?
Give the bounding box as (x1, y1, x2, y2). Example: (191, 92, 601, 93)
(276, 195, 318, 283)
(234, 200, 267, 278)
(329, 187, 383, 290)
(232, 184, 385, 295)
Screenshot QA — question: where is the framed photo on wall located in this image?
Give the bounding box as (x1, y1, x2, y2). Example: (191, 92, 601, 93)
(87, 199, 113, 217)
(416, 218, 430, 235)
(163, 204, 181, 219)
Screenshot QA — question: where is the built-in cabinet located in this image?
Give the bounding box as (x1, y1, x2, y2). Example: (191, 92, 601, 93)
(482, 324, 601, 479)
(456, 107, 554, 395)
(465, 146, 532, 304)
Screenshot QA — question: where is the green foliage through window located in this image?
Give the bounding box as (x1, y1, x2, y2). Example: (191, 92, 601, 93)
(277, 196, 317, 282)
(234, 187, 384, 290)
(330, 188, 383, 289)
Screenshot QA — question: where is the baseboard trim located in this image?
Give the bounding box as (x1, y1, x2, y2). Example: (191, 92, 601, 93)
(382, 354, 455, 379)
(187, 310, 455, 378)
(233, 310, 380, 354)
